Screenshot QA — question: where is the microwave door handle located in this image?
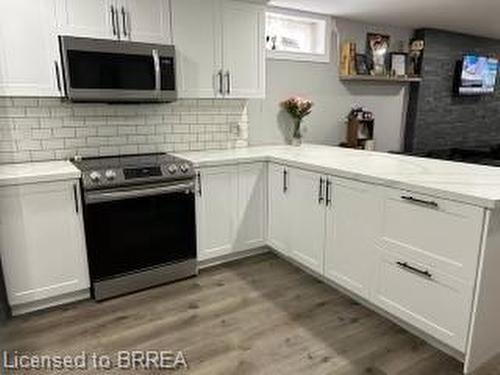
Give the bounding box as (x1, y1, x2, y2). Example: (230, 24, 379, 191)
(152, 49, 161, 92)
(110, 6, 117, 37)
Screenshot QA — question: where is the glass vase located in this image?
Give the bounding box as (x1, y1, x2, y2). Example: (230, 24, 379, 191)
(291, 118, 302, 146)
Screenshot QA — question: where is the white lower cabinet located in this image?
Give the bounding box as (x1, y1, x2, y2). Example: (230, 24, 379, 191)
(371, 187, 483, 351)
(267, 163, 289, 255)
(287, 168, 325, 273)
(196, 162, 266, 261)
(265, 162, 483, 358)
(196, 165, 238, 260)
(324, 178, 379, 299)
(268, 164, 327, 274)
(373, 249, 473, 351)
(235, 162, 267, 252)
(0, 180, 89, 312)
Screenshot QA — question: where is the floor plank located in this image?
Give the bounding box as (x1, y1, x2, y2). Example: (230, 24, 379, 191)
(1, 253, 498, 374)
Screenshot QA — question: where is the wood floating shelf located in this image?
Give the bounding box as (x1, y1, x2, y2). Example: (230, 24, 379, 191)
(339, 75, 423, 83)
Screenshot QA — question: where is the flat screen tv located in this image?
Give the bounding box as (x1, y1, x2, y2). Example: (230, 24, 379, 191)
(456, 55, 498, 95)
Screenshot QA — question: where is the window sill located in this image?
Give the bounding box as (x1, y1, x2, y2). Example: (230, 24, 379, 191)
(266, 50, 330, 64)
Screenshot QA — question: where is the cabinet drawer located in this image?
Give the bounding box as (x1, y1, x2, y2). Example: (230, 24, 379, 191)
(373, 250, 474, 352)
(378, 189, 484, 282)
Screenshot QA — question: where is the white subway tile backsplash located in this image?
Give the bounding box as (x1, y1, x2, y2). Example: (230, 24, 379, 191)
(0, 98, 248, 164)
(53, 128, 76, 138)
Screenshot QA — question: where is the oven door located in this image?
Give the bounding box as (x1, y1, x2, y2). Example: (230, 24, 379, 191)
(59, 36, 176, 102)
(83, 181, 196, 283)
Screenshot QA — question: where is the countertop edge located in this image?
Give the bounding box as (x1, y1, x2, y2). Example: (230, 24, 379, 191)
(181, 153, 499, 210)
(0, 161, 81, 187)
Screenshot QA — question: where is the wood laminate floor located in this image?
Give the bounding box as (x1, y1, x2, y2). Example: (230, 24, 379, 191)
(1, 253, 499, 374)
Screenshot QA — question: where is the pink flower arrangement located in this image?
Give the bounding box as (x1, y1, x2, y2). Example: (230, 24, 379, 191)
(280, 96, 313, 120)
(281, 96, 313, 144)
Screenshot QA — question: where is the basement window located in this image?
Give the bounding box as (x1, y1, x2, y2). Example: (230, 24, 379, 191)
(266, 8, 331, 63)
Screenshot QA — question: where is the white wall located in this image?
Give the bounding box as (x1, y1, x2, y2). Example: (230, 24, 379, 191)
(248, 17, 413, 152)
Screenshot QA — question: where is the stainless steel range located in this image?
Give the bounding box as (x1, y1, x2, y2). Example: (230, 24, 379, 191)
(73, 153, 197, 301)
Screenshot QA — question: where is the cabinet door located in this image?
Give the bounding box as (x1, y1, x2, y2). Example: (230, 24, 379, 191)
(267, 163, 289, 255)
(56, 0, 115, 39)
(171, 0, 221, 98)
(235, 163, 266, 252)
(373, 249, 472, 351)
(0, 0, 61, 96)
(287, 168, 325, 273)
(121, 0, 171, 43)
(196, 166, 237, 261)
(221, 0, 265, 98)
(0, 181, 89, 307)
(324, 178, 380, 299)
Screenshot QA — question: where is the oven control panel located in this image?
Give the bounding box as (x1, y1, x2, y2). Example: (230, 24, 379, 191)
(81, 164, 194, 189)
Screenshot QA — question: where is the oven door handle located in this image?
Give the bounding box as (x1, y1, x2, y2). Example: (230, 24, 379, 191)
(85, 181, 195, 204)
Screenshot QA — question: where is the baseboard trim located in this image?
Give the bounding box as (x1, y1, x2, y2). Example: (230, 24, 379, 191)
(11, 289, 90, 316)
(198, 247, 270, 269)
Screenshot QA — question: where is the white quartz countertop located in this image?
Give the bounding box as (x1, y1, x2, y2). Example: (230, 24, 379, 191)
(175, 144, 500, 209)
(0, 160, 80, 187)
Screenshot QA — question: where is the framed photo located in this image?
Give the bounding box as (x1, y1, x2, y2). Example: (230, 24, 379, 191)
(366, 33, 390, 75)
(390, 52, 407, 76)
(355, 54, 369, 75)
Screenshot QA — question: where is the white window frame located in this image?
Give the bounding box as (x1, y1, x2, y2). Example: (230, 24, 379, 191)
(265, 7, 331, 63)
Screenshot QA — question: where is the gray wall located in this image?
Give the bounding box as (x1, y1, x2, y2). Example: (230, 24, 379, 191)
(405, 29, 500, 152)
(249, 18, 413, 152)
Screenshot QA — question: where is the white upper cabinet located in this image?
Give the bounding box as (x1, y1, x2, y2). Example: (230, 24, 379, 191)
(171, 0, 222, 98)
(324, 178, 380, 299)
(56, 0, 171, 43)
(0, 180, 89, 310)
(120, 0, 171, 43)
(55, 0, 115, 39)
(171, 0, 265, 99)
(221, 0, 265, 98)
(0, 0, 62, 97)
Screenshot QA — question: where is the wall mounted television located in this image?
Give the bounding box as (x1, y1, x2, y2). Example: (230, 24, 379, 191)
(455, 55, 498, 95)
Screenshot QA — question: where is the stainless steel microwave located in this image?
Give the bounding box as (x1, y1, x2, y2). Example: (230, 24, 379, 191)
(59, 36, 176, 103)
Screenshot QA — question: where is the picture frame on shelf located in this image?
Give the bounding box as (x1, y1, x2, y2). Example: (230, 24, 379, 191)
(390, 52, 407, 77)
(355, 54, 369, 75)
(366, 33, 390, 76)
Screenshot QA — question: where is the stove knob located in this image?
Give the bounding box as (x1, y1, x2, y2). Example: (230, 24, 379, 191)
(167, 164, 178, 174)
(180, 163, 190, 173)
(89, 171, 102, 182)
(105, 169, 117, 180)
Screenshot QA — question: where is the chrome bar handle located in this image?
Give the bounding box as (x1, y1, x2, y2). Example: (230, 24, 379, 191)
(152, 49, 161, 91)
(396, 261, 433, 279)
(86, 181, 195, 204)
(218, 70, 224, 95)
(283, 168, 288, 193)
(54, 61, 62, 94)
(73, 183, 79, 214)
(326, 178, 332, 206)
(401, 195, 438, 209)
(318, 177, 324, 205)
(196, 172, 202, 196)
(121, 6, 128, 38)
(110, 5, 117, 37)
(225, 71, 231, 95)
(115, 6, 121, 39)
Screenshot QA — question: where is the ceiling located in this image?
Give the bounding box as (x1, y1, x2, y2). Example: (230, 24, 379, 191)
(268, 0, 500, 40)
